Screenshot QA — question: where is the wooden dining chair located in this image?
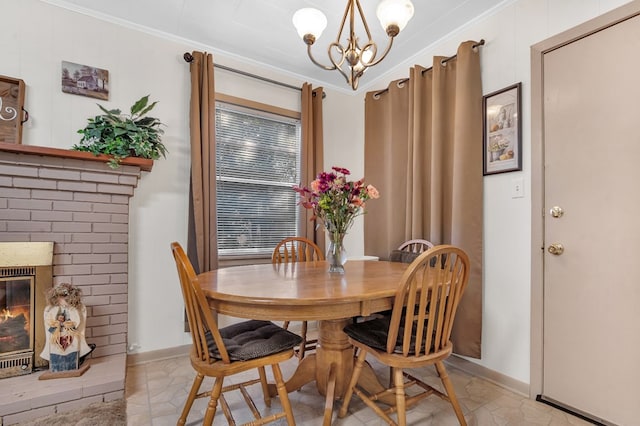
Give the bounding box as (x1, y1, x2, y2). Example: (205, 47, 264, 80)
(171, 242, 301, 426)
(398, 238, 435, 254)
(338, 245, 470, 426)
(388, 239, 435, 265)
(272, 236, 324, 360)
(272, 236, 324, 263)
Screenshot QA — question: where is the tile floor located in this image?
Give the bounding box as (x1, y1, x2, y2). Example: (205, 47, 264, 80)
(126, 353, 592, 426)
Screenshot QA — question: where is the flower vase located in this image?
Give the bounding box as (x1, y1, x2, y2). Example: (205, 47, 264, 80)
(327, 232, 347, 274)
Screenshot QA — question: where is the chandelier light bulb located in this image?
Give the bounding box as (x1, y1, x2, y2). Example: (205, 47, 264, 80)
(292, 8, 327, 44)
(353, 48, 374, 73)
(376, 0, 415, 36)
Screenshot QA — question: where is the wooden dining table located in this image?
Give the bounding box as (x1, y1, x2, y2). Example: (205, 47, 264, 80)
(197, 259, 409, 425)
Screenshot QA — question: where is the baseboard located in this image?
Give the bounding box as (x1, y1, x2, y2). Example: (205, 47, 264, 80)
(446, 354, 530, 397)
(126, 344, 191, 366)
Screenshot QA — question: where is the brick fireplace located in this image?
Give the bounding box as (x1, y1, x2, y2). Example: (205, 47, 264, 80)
(0, 143, 152, 423)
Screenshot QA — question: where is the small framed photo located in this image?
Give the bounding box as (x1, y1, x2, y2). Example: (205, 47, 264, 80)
(483, 83, 522, 175)
(61, 61, 109, 100)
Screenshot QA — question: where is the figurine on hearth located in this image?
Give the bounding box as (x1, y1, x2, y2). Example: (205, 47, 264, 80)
(40, 283, 94, 372)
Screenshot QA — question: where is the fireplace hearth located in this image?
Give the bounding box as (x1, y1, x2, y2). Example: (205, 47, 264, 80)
(0, 242, 53, 379)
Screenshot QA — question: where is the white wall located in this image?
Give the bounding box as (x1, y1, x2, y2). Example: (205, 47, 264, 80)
(1, 0, 630, 386)
(322, 91, 366, 257)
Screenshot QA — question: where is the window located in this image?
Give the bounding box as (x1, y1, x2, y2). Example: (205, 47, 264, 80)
(215, 100, 301, 257)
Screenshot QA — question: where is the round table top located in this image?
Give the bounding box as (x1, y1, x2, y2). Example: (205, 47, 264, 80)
(197, 260, 409, 321)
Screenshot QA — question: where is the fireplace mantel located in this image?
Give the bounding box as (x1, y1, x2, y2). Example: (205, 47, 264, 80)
(0, 142, 154, 172)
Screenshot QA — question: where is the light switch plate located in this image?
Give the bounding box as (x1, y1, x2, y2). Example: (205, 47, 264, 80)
(512, 177, 524, 198)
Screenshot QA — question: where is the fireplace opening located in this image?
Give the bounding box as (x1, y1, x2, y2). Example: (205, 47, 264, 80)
(0, 242, 53, 379)
(0, 273, 35, 378)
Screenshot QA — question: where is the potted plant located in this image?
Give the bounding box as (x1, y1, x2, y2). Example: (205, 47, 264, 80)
(73, 95, 167, 168)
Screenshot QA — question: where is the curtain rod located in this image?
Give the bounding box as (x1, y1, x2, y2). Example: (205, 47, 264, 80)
(372, 39, 485, 98)
(183, 52, 303, 93)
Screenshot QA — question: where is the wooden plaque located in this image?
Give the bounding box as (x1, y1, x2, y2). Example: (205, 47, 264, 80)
(0, 75, 26, 144)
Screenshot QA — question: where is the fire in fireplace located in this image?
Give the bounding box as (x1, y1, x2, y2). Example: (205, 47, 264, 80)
(0, 274, 34, 377)
(0, 242, 53, 379)
(0, 276, 33, 351)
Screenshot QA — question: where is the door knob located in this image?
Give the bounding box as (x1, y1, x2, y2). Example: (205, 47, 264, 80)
(548, 243, 564, 255)
(550, 206, 564, 218)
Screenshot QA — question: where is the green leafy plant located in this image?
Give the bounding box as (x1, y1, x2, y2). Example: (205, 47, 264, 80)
(73, 95, 167, 168)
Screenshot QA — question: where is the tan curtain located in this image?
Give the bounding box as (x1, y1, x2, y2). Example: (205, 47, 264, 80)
(187, 51, 218, 274)
(364, 41, 483, 358)
(299, 83, 325, 250)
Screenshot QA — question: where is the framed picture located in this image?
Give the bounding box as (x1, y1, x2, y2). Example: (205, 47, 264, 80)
(61, 61, 109, 100)
(483, 83, 522, 175)
(0, 75, 26, 145)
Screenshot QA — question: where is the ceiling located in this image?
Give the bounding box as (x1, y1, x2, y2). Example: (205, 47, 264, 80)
(44, 0, 504, 94)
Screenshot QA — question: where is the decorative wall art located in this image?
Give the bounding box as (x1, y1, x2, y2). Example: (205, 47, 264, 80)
(483, 83, 522, 175)
(61, 61, 109, 100)
(0, 75, 26, 144)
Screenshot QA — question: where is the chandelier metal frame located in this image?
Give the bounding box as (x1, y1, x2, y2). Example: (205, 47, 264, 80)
(298, 0, 407, 90)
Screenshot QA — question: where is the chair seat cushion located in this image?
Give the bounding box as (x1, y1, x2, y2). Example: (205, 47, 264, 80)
(206, 320, 302, 361)
(344, 317, 391, 352)
(344, 316, 431, 355)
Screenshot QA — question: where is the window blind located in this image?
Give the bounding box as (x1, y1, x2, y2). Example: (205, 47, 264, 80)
(215, 102, 301, 256)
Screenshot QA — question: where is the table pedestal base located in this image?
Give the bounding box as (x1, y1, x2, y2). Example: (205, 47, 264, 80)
(270, 318, 392, 425)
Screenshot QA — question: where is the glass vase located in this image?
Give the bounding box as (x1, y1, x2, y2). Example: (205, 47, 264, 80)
(326, 232, 347, 274)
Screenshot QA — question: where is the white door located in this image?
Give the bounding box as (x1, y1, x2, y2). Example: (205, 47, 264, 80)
(542, 13, 640, 425)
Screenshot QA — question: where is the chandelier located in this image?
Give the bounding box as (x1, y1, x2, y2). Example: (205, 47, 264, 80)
(292, 0, 414, 90)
